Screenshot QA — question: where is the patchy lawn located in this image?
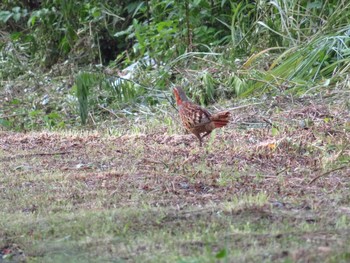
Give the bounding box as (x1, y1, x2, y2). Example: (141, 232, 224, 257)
(0, 94, 349, 262)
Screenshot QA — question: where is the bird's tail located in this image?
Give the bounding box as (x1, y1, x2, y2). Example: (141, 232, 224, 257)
(211, 111, 230, 128)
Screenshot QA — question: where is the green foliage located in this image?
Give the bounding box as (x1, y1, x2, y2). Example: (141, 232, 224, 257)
(1, 0, 349, 70)
(74, 68, 168, 125)
(0, 104, 65, 131)
(241, 25, 350, 96)
(0, 6, 28, 23)
(226, 74, 249, 97)
(0, 118, 11, 127)
(1, 1, 125, 68)
(215, 248, 227, 259)
(114, 0, 234, 63)
(75, 72, 96, 125)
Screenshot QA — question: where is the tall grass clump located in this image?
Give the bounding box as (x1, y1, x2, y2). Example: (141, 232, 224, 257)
(233, 0, 350, 96)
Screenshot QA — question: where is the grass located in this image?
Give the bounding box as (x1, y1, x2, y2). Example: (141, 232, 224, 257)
(0, 90, 349, 262)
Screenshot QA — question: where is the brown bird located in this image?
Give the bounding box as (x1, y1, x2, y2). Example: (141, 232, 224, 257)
(173, 87, 230, 146)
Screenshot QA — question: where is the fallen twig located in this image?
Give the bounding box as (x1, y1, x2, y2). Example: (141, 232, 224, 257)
(98, 104, 119, 118)
(263, 118, 273, 127)
(308, 166, 348, 185)
(225, 102, 263, 112)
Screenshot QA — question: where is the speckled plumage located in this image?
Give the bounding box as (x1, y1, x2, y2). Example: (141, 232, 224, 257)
(173, 87, 230, 146)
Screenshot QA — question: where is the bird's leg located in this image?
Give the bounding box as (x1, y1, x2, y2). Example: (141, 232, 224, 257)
(201, 131, 212, 139)
(194, 133, 202, 147)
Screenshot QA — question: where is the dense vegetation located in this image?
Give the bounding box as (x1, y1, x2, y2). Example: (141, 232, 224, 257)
(1, 0, 349, 129)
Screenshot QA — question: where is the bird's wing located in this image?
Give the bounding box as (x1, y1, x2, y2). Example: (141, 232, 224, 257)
(180, 102, 211, 129)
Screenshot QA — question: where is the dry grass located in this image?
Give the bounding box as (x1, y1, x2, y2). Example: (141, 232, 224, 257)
(0, 93, 349, 262)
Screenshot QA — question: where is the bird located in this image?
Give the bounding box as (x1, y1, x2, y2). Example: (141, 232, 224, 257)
(173, 86, 230, 146)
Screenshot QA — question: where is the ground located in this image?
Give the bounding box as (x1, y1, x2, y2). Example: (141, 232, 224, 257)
(0, 93, 349, 262)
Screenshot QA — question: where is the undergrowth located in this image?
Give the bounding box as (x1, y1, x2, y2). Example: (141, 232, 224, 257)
(1, 1, 350, 130)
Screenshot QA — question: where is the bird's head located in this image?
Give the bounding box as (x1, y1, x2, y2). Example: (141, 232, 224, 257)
(173, 87, 189, 106)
